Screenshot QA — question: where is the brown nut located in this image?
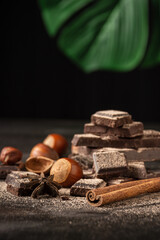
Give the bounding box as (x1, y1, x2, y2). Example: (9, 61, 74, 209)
(0, 147, 22, 165)
(43, 134, 68, 156)
(30, 143, 59, 160)
(50, 158, 83, 187)
(25, 156, 54, 174)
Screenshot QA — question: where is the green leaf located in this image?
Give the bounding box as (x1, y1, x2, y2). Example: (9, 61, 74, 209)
(38, 0, 160, 72)
(38, 0, 93, 36)
(141, 0, 160, 68)
(58, 0, 149, 71)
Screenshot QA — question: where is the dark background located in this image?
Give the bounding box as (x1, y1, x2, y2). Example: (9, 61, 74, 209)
(1, 0, 160, 122)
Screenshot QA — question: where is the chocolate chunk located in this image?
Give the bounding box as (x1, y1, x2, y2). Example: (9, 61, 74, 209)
(126, 162, 147, 179)
(107, 177, 134, 186)
(96, 168, 128, 180)
(70, 178, 106, 197)
(91, 110, 132, 128)
(72, 134, 103, 147)
(141, 130, 160, 147)
(145, 160, 160, 178)
(84, 122, 143, 138)
(84, 123, 107, 135)
(5, 171, 39, 196)
(68, 153, 93, 169)
(104, 122, 143, 138)
(72, 130, 160, 148)
(97, 147, 160, 162)
(0, 161, 25, 179)
(72, 133, 137, 148)
(93, 151, 127, 180)
(71, 146, 160, 163)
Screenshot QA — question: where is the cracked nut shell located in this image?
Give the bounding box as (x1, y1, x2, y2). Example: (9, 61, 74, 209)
(25, 156, 54, 174)
(30, 143, 59, 160)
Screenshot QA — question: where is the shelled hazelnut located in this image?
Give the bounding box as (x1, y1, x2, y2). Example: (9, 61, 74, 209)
(0, 147, 22, 165)
(30, 143, 59, 160)
(43, 134, 68, 155)
(50, 158, 83, 187)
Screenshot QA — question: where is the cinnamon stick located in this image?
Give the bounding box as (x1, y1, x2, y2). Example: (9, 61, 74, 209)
(86, 177, 160, 207)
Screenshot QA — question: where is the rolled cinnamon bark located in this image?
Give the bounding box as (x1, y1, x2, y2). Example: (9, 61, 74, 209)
(86, 177, 160, 207)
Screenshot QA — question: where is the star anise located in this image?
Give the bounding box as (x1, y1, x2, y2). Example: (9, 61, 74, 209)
(28, 174, 61, 198)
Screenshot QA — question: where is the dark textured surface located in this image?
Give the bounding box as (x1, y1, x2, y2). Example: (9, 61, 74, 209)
(0, 119, 160, 240)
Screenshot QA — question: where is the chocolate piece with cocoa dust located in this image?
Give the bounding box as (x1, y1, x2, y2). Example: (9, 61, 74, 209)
(91, 110, 132, 128)
(5, 171, 40, 196)
(84, 122, 144, 138)
(70, 178, 106, 197)
(93, 151, 127, 180)
(72, 130, 160, 149)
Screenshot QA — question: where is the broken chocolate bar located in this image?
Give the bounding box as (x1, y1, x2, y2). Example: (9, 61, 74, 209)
(70, 178, 106, 197)
(105, 122, 143, 138)
(72, 130, 160, 149)
(127, 162, 147, 179)
(0, 161, 25, 179)
(93, 151, 127, 180)
(140, 130, 160, 147)
(96, 147, 160, 162)
(71, 146, 160, 163)
(91, 110, 132, 128)
(5, 171, 40, 196)
(84, 122, 143, 138)
(84, 123, 107, 135)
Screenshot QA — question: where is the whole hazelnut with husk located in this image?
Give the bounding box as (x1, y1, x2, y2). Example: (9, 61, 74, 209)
(0, 147, 22, 165)
(25, 156, 54, 174)
(30, 143, 59, 160)
(43, 134, 68, 156)
(50, 158, 83, 187)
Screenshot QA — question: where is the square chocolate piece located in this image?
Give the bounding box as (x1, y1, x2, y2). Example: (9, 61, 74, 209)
(70, 178, 106, 197)
(91, 110, 132, 128)
(5, 171, 40, 196)
(93, 151, 127, 179)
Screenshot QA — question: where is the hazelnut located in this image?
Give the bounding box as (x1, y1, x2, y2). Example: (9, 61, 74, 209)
(50, 158, 83, 187)
(25, 156, 54, 174)
(43, 134, 68, 156)
(30, 143, 59, 160)
(0, 147, 22, 165)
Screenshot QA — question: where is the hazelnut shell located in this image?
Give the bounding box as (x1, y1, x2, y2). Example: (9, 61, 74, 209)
(50, 158, 83, 187)
(30, 143, 59, 160)
(25, 156, 54, 174)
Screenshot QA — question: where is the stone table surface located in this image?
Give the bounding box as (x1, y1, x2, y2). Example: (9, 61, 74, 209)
(0, 119, 160, 240)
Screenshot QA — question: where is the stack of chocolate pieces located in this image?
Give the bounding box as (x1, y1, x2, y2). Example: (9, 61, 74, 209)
(70, 110, 160, 196)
